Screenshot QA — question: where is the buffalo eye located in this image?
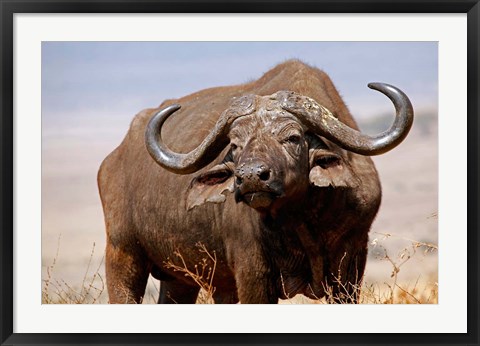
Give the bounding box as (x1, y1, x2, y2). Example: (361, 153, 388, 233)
(230, 143, 243, 160)
(230, 142, 242, 153)
(283, 134, 301, 145)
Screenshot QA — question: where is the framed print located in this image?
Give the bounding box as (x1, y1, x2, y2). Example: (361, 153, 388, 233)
(1, 1, 479, 345)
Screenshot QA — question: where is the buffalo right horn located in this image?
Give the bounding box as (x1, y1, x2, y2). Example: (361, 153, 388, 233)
(145, 105, 231, 174)
(145, 95, 256, 174)
(279, 83, 414, 156)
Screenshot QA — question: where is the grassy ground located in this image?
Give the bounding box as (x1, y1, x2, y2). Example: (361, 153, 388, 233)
(42, 234, 438, 305)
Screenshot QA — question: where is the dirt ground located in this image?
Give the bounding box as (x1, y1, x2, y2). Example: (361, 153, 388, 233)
(42, 110, 438, 304)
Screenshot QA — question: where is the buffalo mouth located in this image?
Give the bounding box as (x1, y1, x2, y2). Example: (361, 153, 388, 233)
(235, 190, 280, 209)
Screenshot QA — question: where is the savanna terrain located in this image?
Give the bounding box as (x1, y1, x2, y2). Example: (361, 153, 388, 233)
(42, 109, 438, 304)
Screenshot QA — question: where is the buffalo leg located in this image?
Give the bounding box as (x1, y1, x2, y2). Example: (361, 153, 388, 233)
(158, 280, 200, 304)
(105, 241, 150, 304)
(213, 291, 239, 304)
(231, 242, 278, 303)
(235, 268, 278, 304)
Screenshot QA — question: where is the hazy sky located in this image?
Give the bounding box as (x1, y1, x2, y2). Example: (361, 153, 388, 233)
(42, 41, 437, 143)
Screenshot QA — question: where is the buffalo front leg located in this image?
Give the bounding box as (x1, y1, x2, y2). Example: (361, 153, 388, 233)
(105, 240, 150, 304)
(235, 266, 278, 304)
(213, 290, 239, 304)
(158, 280, 200, 304)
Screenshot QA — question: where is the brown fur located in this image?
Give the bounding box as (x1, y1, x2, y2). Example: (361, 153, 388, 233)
(98, 60, 381, 304)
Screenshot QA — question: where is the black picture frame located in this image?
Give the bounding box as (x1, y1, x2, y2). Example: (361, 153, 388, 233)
(1, 1, 478, 345)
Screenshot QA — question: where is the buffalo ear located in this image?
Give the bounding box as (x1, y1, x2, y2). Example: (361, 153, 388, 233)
(186, 164, 234, 210)
(309, 149, 359, 188)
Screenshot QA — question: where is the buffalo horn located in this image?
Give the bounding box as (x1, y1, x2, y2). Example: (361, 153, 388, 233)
(280, 83, 414, 156)
(145, 104, 231, 174)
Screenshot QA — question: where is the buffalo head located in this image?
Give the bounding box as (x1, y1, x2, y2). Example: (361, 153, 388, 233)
(145, 83, 413, 212)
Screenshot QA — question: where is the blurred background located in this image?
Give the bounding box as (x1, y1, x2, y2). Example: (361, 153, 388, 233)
(42, 42, 438, 303)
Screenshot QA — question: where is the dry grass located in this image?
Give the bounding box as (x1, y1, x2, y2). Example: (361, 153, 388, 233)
(163, 242, 217, 304)
(42, 235, 437, 304)
(42, 237, 106, 304)
(263, 232, 437, 304)
(363, 231, 438, 304)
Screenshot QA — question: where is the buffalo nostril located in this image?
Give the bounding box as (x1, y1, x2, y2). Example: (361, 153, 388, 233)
(236, 176, 243, 185)
(259, 170, 271, 181)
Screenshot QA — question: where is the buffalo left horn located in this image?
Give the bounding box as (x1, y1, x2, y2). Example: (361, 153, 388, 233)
(145, 104, 232, 174)
(279, 83, 414, 156)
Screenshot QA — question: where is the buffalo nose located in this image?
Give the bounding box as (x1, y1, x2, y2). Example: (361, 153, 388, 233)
(235, 162, 272, 186)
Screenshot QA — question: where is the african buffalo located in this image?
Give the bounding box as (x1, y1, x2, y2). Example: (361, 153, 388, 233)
(98, 60, 413, 304)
